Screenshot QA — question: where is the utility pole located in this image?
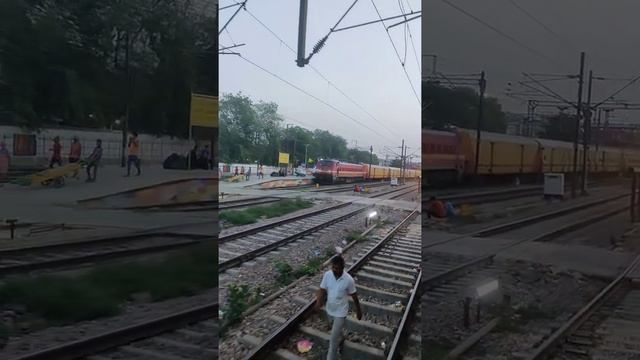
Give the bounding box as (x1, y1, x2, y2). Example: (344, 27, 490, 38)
(422, 54, 437, 78)
(581, 70, 594, 195)
(369, 145, 373, 179)
(572, 52, 585, 199)
(121, 32, 131, 168)
(474, 71, 486, 176)
(399, 139, 405, 185)
(304, 144, 310, 168)
(595, 108, 603, 152)
(296, 0, 309, 67)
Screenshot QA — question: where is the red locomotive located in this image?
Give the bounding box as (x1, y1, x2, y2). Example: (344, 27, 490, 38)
(314, 159, 420, 184)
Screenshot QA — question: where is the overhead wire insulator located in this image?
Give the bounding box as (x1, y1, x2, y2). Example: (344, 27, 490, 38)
(312, 35, 328, 55)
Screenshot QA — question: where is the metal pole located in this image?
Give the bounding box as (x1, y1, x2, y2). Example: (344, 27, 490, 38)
(474, 71, 486, 176)
(121, 32, 131, 168)
(572, 52, 585, 199)
(369, 145, 373, 179)
(582, 71, 594, 195)
(304, 144, 309, 169)
(431, 55, 437, 77)
(296, 0, 309, 67)
(595, 108, 602, 152)
(632, 173, 637, 222)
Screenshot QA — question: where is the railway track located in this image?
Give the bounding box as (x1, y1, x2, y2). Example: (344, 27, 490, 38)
(240, 210, 421, 360)
(9, 301, 218, 360)
(422, 191, 636, 358)
(524, 255, 640, 360)
(0, 233, 211, 276)
(218, 203, 368, 272)
(218, 197, 281, 210)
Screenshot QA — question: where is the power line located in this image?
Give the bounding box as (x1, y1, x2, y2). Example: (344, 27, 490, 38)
(236, 4, 401, 138)
(506, 0, 562, 39)
(236, 53, 396, 144)
(370, 0, 420, 104)
(398, 0, 420, 70)
(440, 0, 565, 68)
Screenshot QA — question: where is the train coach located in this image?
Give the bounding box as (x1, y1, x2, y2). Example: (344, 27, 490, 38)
(314, 159, 420, 184)
(423, 127, 640, 185)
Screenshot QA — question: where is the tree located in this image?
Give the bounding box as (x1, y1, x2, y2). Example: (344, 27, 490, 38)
(219, 93, 376, 166)
(423, 81, 507, 132)
(0, 0, 215, 135)
(538, 113, 576, 142)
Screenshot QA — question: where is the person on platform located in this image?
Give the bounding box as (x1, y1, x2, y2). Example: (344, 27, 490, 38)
(49, 136, 62, 168)
(258, 163, 264, 179)
(314, 255, 362, 360)
(126, 132, 141, 176)
(426, 196, 446, 219)
(0, 142, 10, 182)
(68, 137, 82, 178)
(246, 166, 251, 181)
(86, 139, 102, 182)
(234, 166, 239, 176)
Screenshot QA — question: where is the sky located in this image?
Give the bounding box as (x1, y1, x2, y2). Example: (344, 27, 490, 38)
(219, 0, 421, 162)
(424, 0, 640, 124)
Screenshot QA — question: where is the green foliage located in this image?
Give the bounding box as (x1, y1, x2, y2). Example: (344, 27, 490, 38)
(295, 257, 324, 277)
(0, 242, 217, 324)
(346, 231, 367, 243)
(219, 93, 380, 165)
(224, 284, 251, 326)
(219, 198, 314, 225)
(274, 260, 295, 286)
(538, 112, 576, 142)
(423, 81, 506, 132)
(0, 0, 215, 134)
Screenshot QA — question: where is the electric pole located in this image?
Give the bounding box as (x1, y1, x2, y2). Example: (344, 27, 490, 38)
(121, 32, 131, 168)
(474, 71, 486, 176)
(296, 0, 308, 67)
(572, 52, 585, 199)
(369, 145, 373, 179)
(581, 70, 593, 195)
(304, 144, 310, 168)
(401, 140, 406, 185)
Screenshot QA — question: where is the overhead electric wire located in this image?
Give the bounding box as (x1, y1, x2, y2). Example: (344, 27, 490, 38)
(401, 0, 421, 69)
(593, 73, 640, 108)
(440, 0, 565, 68)
(236, 4, 401, 138)
(371, 0, 420, 104)
(236, 54, 396, 144)
(506, 0, 561, 39)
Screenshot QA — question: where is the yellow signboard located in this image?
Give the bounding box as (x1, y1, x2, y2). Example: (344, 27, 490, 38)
(278, 152, 290, 164)
(190, 93, 218, 128)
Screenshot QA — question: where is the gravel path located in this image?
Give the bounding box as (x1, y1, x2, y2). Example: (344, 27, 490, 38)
(0, 288, 218, 359)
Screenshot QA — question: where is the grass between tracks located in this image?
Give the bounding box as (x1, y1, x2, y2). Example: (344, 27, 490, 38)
(219, 198, 313, 225)
(0, 242, 217, 325)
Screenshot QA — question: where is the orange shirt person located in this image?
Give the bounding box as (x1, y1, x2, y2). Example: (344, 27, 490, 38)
(426, 196, 446, 219)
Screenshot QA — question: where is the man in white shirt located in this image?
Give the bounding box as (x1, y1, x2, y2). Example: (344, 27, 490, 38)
(314, 255, 363, 360)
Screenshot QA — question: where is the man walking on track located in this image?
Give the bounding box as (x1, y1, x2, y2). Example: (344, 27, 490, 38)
(126, 132, 141, 176)
(86, 139, 102, 182)
(314, 255, 363, 360)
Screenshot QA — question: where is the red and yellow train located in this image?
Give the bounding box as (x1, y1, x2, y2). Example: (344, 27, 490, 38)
(424, 127, 640, 184)
(314, 159, 420, 184)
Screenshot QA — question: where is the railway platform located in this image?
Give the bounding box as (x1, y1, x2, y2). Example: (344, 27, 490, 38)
(0, 165, 216, 232)
(424, 230, 634, 279)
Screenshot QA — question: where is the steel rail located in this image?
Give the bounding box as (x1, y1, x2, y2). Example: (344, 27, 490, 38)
(242, 210, 419, 360)
(219, 206, 368, 272)
(9, 302, 218, 360)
